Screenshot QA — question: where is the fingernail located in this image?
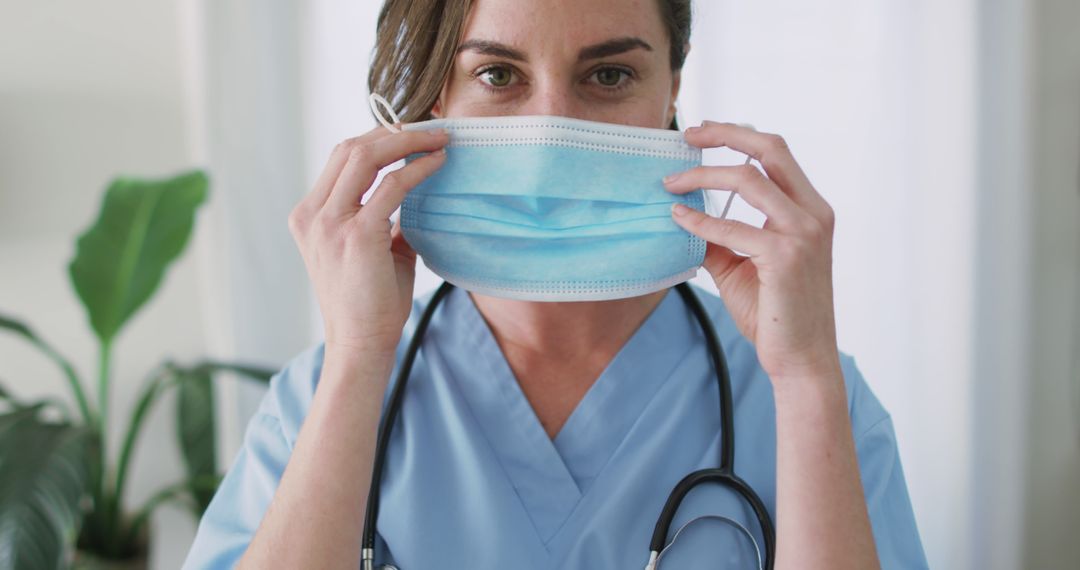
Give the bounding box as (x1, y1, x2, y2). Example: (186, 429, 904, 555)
(672, 203, 691, 216)
(428, 128, 447, 137)
(663, 172, 681, 184)
(434, 147, 446, 156)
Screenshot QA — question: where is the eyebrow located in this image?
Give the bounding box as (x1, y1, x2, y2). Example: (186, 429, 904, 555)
(578, 37, 653, 61)
(456, 36, 654, 63)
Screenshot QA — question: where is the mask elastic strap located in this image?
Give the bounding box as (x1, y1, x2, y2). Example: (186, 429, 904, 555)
(368, 93, 403, 133)
(718, 122, 757, 220)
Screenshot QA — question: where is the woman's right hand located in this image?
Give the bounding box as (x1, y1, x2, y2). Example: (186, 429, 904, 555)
(288, 125, 449, 355)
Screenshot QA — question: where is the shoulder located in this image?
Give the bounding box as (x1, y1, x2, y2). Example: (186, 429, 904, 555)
(686, 282, 891, 434)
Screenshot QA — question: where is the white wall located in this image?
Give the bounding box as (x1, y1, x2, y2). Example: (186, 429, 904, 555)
(0, 0, 205, 566)
(677, 2, 976, 567)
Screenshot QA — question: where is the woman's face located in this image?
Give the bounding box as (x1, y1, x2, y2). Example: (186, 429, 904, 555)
(432, 0, 683, 129)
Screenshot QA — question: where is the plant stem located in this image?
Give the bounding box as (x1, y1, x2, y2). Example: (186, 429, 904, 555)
(98, 338, 112, 459)
(109, 363, 175, 550)
(97, 337, 113, 550)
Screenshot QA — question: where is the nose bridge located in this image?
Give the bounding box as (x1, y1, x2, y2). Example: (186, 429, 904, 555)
(522, 73, 576, 118)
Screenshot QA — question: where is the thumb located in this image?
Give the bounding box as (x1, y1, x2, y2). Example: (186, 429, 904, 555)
(389, 217, 417, 264)
(701, 242, 743, 286)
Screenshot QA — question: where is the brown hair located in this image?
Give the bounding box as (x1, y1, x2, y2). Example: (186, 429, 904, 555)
(368, 0, 693, 128)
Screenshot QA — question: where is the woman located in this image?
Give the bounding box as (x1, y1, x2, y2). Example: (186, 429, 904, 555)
(184, 0, 927, 568)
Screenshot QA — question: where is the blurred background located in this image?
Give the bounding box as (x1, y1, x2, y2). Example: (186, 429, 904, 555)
(1, 0, 1077, 568)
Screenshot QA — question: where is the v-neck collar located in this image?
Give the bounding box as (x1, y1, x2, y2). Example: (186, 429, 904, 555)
(439, 285, 696, 545)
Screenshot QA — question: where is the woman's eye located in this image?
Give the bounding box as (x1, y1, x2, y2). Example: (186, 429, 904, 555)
(479, 66, 515, 88)
(600, 68, 626, 85)
(594, 68, 626, 87)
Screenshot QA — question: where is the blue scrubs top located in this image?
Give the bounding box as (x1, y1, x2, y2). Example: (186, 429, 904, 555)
(183, 284, 928, 569)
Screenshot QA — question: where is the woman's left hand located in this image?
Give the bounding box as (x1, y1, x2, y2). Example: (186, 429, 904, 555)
(664, 121, 841, 384)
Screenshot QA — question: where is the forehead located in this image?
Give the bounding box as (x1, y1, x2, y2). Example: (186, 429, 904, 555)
(461, 0, 668, 52)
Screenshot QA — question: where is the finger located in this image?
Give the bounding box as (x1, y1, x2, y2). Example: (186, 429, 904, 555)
(664, 164, 810, 230)
(390, 219, 417, 264)
(363, 148, 447, 220)
(671, 202, 774, 256)
(324, 128, 449, 217)
(304, 126, 396, 213)
(701, 242, 748, 286)
(683, 122, 831, 219)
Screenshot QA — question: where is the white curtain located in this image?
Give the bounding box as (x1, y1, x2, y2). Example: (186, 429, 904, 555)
(677, 3, 980, 568)
(182, 0, 313, 457)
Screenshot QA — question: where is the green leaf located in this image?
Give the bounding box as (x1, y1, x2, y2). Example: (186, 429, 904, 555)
(174, 360, 274, 515)
(0, 381, 20, 410)
(0, 378, 72, 422)
(67, 170, 208, 344)
(0, 314, 92, 424)
(176, 368, 216, 515)
(0, 410, 92, 570)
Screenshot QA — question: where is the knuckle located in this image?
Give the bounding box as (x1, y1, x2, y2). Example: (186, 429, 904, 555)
(776, 238, 804, 262)
(347, 144, 371, 164)
(311, 210, 336, 237)
(711, 219, 735, 237)
(798, 217, 823, 239)
(287, 207, 305, 234)
(331, 138, 355, 158)
(380, 170, 402, 189)
(356, 212, 391, 234)
(735, 164, 761, 184)
(340, 135, 365, 149)
(764, 133, 789, 153)
(821, 203, 836, 230)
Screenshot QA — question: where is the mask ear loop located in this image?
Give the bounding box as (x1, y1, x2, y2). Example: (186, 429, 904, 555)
(368, 93, 406, 227)
(368, 93, 403, 133)
(717, 122, 757, 221)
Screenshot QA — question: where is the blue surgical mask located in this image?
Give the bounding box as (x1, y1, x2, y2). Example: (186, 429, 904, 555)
(371, 96, 708, 301)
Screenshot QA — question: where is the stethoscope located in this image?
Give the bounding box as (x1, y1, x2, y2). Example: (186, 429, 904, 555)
(360, 281, 776, 570)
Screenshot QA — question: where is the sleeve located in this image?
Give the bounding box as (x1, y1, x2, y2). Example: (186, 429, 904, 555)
(855, 415, 929, 569)
(180, 305, 421, 569)
(181, 411, 291, 569)
(841, 354, 930, 570)
(180, 342, 327, 570)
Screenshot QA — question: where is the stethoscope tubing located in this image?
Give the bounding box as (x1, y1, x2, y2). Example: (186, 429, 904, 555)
(361, 281, 775, 569)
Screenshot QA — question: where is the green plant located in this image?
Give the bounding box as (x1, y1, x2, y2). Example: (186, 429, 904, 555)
(0, 171, 278, 568)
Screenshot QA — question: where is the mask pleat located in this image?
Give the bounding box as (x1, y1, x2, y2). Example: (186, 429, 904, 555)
(396, 115, 708, 301)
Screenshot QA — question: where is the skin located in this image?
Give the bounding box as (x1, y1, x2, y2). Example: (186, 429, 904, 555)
(239, 0, 881, 568)
(430, 0, 681, 442)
